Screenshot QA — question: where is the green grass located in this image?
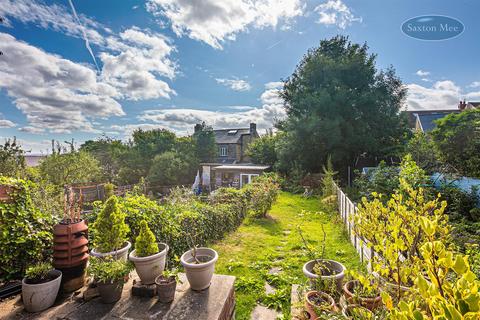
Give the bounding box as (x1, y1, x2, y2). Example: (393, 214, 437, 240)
(211, 191, 363, 319)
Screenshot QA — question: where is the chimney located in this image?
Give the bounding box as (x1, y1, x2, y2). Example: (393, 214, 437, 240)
(459, 99, 467, 111)
(194, 123, 202, 133)
(249, 123, 256, 134)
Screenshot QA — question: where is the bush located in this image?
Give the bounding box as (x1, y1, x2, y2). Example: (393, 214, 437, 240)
(135, 220, 158, 257)
(244, 173, 280, 218)
(25, 262, 53, 283)
(439, 185, 479, 222)
(92, 196, 129, 252)
(0, 177, 55, 280)
(88, 257, 132, 283)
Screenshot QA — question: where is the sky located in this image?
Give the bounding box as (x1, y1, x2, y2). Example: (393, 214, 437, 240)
(0, 0, 479, 153)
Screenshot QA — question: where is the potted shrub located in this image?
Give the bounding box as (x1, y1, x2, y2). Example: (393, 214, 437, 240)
(129, 220, 169, 284)
(180, 246, 218, 291)
(22, 262, 62, 312)
(88, 257, 132, 303)
(304, 290, 336, 319)
(155, 268, 182, 303)
(90, 196, 131, 261)
(299, 226, 346, 292)
(342, 305, 374, 319)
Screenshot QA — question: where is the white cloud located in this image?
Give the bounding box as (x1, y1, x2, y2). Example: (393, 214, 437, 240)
(0, 119, 16, 128)
(314, 0, 362, 29)
(1, 1, 177, 102)
(469, 81, 480, 88)
(0, 136, 52, 154)
(406, 80, 465, 110)
(146, 0, 304, 49)
(216, 78, 252, 91)
(19, 126, 45, 134)
(0, 33, 124, 133)
(135, 81, 285, 135)
(416, 69, 430, 77)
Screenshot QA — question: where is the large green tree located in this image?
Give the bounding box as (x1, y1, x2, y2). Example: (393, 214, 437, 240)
(277, 36, 408, 175)
(193, 122, 216, 163)
(432, 109, 480, 177)
(246, 131, 280, 166)
(0, 138, 25, 177)
(147, 151, 195, 186)
(80, 136, 127, 182)
(38, 151, 100, 186)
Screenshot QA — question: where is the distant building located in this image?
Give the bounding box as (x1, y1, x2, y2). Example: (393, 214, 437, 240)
(194, 122, 267, 190)
(195, 122, 259, 164)
(405, 100, 479, 133)
(25, 154, 46, 167)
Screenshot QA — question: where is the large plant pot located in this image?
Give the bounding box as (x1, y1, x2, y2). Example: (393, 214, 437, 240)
(180, 247, 218, 291)
(303, 259, 346, 292)
(343, 280, 382, 310)
(91, 241, 131, 261)
(97, 281, 124, 303)
(304, 290, 336, 319)
(129, 243, 169, 284)
(22, 270, 62, 312)
(155, 275, 177, 303)
(342, 305, 374, 319)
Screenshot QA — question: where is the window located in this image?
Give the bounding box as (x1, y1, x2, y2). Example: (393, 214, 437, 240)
(219, 146, 227, 157)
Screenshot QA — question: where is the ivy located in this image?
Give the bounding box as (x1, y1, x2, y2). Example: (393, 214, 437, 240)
(0, 177, 54, 280)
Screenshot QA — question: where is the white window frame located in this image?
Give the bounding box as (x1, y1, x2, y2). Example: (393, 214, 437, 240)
(219, 146, 227, 157)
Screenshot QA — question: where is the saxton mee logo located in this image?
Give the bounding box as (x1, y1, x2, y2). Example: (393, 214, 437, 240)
(401, 15, 464, 40)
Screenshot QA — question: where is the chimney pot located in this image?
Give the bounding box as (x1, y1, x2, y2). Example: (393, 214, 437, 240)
(249, 123, 256, 134)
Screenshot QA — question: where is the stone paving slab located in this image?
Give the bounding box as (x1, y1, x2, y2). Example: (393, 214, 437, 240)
(0, 273, 235, 320)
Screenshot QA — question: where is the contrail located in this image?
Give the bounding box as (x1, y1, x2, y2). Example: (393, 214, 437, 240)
(68, 0, 100, 72)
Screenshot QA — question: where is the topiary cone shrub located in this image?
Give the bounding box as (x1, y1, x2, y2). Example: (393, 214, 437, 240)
(135, 220, 158, 257)
(92, 196, 129, 254)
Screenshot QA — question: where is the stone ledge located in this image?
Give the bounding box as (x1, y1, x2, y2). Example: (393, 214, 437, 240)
(0, 273, 236, 320)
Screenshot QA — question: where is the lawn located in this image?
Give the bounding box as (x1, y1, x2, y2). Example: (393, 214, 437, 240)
(211, 191, 363, 319)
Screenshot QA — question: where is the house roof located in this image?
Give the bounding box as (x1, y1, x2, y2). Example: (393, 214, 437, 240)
(468, 102, 480, 108)
(415, 112, 457, 132)
(212, 165, 270, 171)
(213, 128, 251, 144)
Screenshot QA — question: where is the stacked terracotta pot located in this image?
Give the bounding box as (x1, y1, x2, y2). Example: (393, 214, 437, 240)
(53, 220, 89, 292)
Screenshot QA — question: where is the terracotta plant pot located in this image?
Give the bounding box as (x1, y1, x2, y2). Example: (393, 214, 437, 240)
(22, 270, 62, 312)
(304, 290, 336, 319)
(0, 185, 15, 203)
(303, 259, 346, 292)
(91, 241, 131, 261)
(155, 275, 177, 303)
(342, 304, 374, 319)
(129, 243, 169, 284)
(53, 220, 89, 292)
(180, 247, 218, 291)
(97, 280, 124, 303)
(343, 280, 382, 310)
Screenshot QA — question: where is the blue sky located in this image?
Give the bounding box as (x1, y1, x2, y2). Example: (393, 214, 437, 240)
(0, 0, 479, 153)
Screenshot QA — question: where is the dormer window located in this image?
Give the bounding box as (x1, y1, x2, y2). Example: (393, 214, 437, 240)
(220, 146, 227, 157)
(227, 130, 238, 135)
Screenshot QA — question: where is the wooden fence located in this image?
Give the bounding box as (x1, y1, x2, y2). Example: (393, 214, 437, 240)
(332, 181, 375, 270)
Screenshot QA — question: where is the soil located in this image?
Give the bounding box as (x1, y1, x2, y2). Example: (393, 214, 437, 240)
(193, 255, 213, 264)
(156, 276, 175, 285)
(313, 262, 339, 276)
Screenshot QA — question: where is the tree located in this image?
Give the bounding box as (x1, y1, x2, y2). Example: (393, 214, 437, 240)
(0, 138, 25, 177)
(431, 109, 480, 178)
(80, 136, 127, 182)
(193, 122, 216, 163)
(38, 151, 100, 186)
(278, 36, 408, 176)
(246, 132, 279, 166)
(404, 131, 441, 174)
(147, 151, 195, 186)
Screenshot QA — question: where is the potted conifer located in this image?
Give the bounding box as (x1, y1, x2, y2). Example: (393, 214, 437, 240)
(88, 257, 132, 303)
(90, 196, 131, 261)
(129, 220, 169, 284)
(22, 262, 62, 312)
